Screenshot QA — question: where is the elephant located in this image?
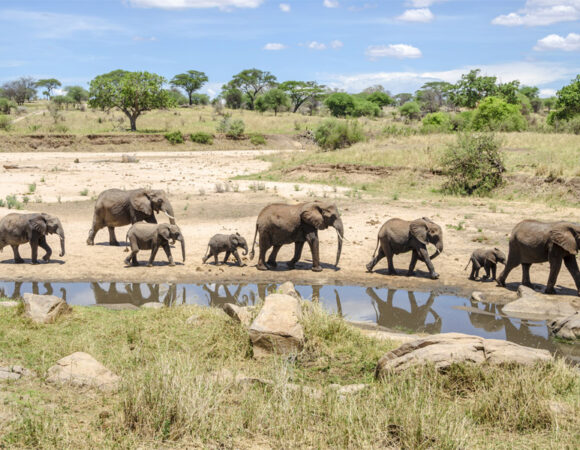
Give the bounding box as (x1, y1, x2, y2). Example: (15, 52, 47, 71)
(366, 217, 443, 279)
(91, 282, 179, 307)
(464, 247, 506, 281)
(0, 213, 65, 264)
(124, 223, 185, 267)
(249, 201, 344, 272)
(497, 220, 580, 296)
(202, 232, 248, 266)
(86, 188, 175, 246)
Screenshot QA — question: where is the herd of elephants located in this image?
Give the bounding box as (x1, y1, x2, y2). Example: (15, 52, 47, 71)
(1, 187, 580, 297)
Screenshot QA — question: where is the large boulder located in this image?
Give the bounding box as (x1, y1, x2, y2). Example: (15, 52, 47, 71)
(22, 293, 70, 324)
(46, 352, 120, 391)
(278, 281, 301, 299)
(375, 333, 552, 377)
(549, 312, 580, 340)
(502, 286, 578, 320)
(249, 293, 304, 357)
(223, 303, 255, 327)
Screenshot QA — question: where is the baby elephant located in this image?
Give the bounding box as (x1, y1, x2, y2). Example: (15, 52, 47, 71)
(124, 223, 185, 267)
(464, 247, 506, 281)
(202, 232, 248, 267)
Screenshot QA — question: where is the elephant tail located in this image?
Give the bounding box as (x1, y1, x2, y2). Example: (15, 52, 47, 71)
(202, 245, 210, 262)
(371, 236, 380, 258)
(463, 258, 471, 271)
(124, 230, 130, 252)
(249, 223, 258, 260)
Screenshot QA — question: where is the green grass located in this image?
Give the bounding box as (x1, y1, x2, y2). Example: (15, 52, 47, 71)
(0, 300, 578, 448)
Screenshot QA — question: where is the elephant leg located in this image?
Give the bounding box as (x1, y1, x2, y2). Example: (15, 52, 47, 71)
(29, 239, 39, 264)
(222, 251, 231, 265)
(563, 255, 580, 296)
(267, 245, 282, 268)
(87, 216, 104, 246)
(233, 250, 244, 267)
(288, 241, 305, 269)
(124, 237, 140, 266)
(213, 252, 219, 265)
(108, 227, 119, 246)
(470, 266, 477, 280)
(418, 247, 439, 279)
(545, 256, 562, 294)
(366, 247, 385, 273)
(521, 263, 533, 288)
(202, 251, 210, 264)
(11, 245, 24, 264)
(482, 261, 491, 280)
(162, 244, 175, 266)
(497, 252, 519, 287)
(257, 236, 270, 271)
(39, 236, 52, 262)
(491, 264, 497, 281)
(384, 243, 397, 276)
(147, 246, 159, 267)
(407, 251, 418, 277)
(306, 232, 322, 272)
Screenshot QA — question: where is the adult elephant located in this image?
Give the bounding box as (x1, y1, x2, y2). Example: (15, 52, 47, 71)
(366, 217, 443, 279)
(0, 213, 65, 264)
(497, 220, 580, 296)
(249, 201, 344, 272)
(86, 188, 175, 246)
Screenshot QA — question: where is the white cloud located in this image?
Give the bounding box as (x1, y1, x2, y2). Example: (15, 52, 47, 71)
(366, 44, 422, 60)
(534, 32, 580, 51)
(397, 8, 434, 22)
(323, 0, 339, 8)
(263, 42, 287, 50)
(279, 3, 290, 12)
(330, 40, 343, 49)
(127, 0, 263, 10)
(133, 35, 157, 41)
(492, 0, 580, 26)
(406, 0, 448, 6)
(539, 88, 557, 97)
(307, 41, 327, 50)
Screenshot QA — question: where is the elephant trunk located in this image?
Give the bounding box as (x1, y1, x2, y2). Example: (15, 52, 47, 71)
(242, 243, 249, 256)
(430, 240, 443, 260)
(162, 202, 176, 225)
(56, 226, 65, 257)
(333, 217, 344, 268)
(178, 235, 186, 262)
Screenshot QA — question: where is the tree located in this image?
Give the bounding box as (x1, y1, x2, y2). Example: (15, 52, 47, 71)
(255, 88, 290, 116)
(399, 101, 421, 120)
(64, 86, 89, 107)
(543, 97, 556, 112)
(324, 92, 355, 117)
(225, 69, 276, 110)
(2, 77, 37, 105)
(548, 75, 580, 123)
(452, 69, 498, 108)
(167, 87, 189, 106)
(279, 81, 325, 113)
(471, 96, 527, 131)
(191, 93, 210, 105)
(89, 70, 174, 131)
(170, 70, 208, 106)
(416, 81, 453, 112)
(497, 80, 520, 105)
(362, 85, 391, 96)
(366, 91, 393, 108)
(36, 78, 61, 99)
(393, 93, 413, 106)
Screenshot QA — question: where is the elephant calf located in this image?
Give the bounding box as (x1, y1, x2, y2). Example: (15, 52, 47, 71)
(202, 233, 248, 267)
(464, 247, 506, 281)
(124, 223, 185, 267)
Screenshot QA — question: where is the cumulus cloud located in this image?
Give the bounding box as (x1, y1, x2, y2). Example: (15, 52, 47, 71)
(263, 42, 286, 50)
(397, 8, 434, 22)
(323, 0, 339, 8)
(330, 40, 344, 48)
(539, 88, 557, 97)
(492, 0, 580, 26)
(279, 3, 290, 12)
(127, 0, 263, 10)
(534, 32, 580, 51)
(307, 41, 327, 50)
(133, 35, 157, 41)
(366, 44, 422, 60)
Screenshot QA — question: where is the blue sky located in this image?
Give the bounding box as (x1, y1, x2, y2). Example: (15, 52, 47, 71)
(1, 0, 579, 97)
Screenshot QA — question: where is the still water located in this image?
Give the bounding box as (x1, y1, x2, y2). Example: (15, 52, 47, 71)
(1, 280, 576, 359)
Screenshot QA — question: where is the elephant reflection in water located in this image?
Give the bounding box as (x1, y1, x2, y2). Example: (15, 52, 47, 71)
(0, 281, 66, 301)
(91, 282, 179, 307)
(366, 287, 442, 334)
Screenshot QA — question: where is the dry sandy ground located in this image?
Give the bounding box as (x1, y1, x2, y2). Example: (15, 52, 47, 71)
(1, 150, 580, 308)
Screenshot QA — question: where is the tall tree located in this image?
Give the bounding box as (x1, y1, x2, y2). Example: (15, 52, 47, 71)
(64, 86, 89, 107)
(393, 93, 413, 106)
(255, 88, 290, 116)
(170, 70, 208, 106)
(89, 70, 174, 131)
(497, 80, 520, 105)
(279, 81, 325, 113)
(36, 78, 61, 99)
(226, 68, 276, 110)
(2, 77, 37, 105)
(549, 75, 580, 123)
(452, 69, 498, 108)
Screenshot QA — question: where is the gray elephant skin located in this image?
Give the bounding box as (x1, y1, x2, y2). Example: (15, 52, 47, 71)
(0, 213, 65, 264)
(497, 220, 580, 295)
(202, 232, 248, 266)
(249, 201, 344, 272)
(87, 188, 176, 246)
(124, 223, 185, 267)
(366, 217, 443, 279)
(464, 247, 506, 281)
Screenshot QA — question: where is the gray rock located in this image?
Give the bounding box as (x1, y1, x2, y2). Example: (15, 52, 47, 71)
(549, 312, 580, 340)
(46, 352, 120, 391)
(223, 303, 255, 327)
(329, 383, 367, 398)
(249, 293, 304, 357)
(0, 365, 34, 381)
(286, 383, 323, 399)
(22, 293, 70, 324)
(375, 333, 552, 377)
(278, 281, 301, 299)
(470, 291, 485, 302)
(0, 300, 19, 308)
(140, 302, 165, 309)
(502, 285, 578, 320)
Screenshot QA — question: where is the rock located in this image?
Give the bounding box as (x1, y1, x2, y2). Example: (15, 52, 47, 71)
(46, 352, 120, 391)
(141, 302, 164, 309)
(348, 321, 423, 344)
(286, 383, 323, 399)
(249, 293, 304, 357)
(329, 383, 367, 398)
(549, 312, 580, 340)
(375, 333, 552, 377)
(470, 291, 485, 302)
(223, 303, 254, 327)
(0, 301, 19, 308)
(22, 293, 70, 324)
(502, 286, 578, 320)
(0, 365, 34, 381)
(278, 281, 300, 299)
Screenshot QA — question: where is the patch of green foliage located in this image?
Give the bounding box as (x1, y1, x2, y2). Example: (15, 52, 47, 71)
(471, 96, 527, 132)
(314, 119, 366, 151)
(250, 133, 267, 145)
(190, 131, 214, 144)
(164, 130, 184, 144)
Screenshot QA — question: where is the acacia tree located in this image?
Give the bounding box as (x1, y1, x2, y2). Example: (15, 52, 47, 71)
(451, 69, 498, 108)
(36, 78, 61, 99)
(2, 77, 37, 104)
(279, 80, 325, 113)
(255, 88, 290, 116)
(170, 70, 208, 106)
(225, 69, 276, 110)
(64, 86, 89, 107)
(89, 70, 173, 131)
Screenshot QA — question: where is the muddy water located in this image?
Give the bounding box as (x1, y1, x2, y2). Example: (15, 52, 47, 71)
(1, 280, 577, 360)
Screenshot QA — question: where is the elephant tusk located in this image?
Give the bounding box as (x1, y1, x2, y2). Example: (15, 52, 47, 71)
(336, 231, 350, 243)
(162, 210, 176, 221)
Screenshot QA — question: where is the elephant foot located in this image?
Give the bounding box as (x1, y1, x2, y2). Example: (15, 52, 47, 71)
(496, 278, 506, 287)
(31, 260, 39, 265)
(42, 255, 51, 262)
(430, 272, 440, 280)
(256, 263, 269, 271)
(110, 241, 120, 247)
(311, 265, 323, 272)
(86, 238, 94, 246)
(14, 258, 24, 264)
(545, 286, 556, 295)
(468, 275, 476, 281)
(365, 263, 374, 273)
(287, 261, 296, 270)
(169, 262, 175, 267)
(124, 258, 131, 266)
(267, 261, 277, 268)
(146, 263, 153, 267)
(406, 270, 415, 277)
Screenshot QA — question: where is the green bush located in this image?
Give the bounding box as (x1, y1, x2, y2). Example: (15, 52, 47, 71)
(217, 116, 245, 139)
(421, 112, 452, 133)
(449, 111, 474, 131)
(383, 124, 417, 137)
(190, 132, 213, 144)
(399, 101, 421, 121)
(314, 119, 365, 151)
(164, 130, 184, 144)
(0, 115, 12, 131)
(324, 93, 355, 117)
(0, 97, 16, 114)
(549, 115, 580, 135)
(471, 96, 527, 132)
(441, 133, 505, 196)
(250, 133, 266, 145)
(351, 98, 381, 118)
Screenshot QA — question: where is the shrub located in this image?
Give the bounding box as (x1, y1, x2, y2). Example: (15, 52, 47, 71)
(190, 132, 213, 144)
(165, 131, 184, 144)
(0, 114, 12, 131)
(250, 133, 266, 145)
(351, 98, 381, 118)
(0, 97, 16, 114)
(422, 112, 452, 133)
(399, 101, 421, 121)
(441, 133, 505, 196)
(217, 117, 245, 139)
(471, 96, 527, 132)
(449, 111, 474, 131)
(314, 119, 365, 151)
(383, 124, 417, 137)
(324, 93, 355, 117)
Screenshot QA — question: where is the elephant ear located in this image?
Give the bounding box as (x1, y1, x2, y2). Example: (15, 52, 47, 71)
(230, 234, 239, 246)
(28, 216, 47, 235)
(300, 203, 325, 229)
(409, 219, 428, 245)
(550, 225, 578, 254)
(159, 225, 171, 241)
(130, 191, 153, 216)
(486, 251, 497, 264)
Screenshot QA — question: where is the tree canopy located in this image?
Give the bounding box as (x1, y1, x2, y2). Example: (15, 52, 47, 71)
(36, 78, 61, 99)
(549, 75, 580, 123)
(170, 70, 208, 106)
(279, 81, 325, 113)
(224, 69, 276, 110)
